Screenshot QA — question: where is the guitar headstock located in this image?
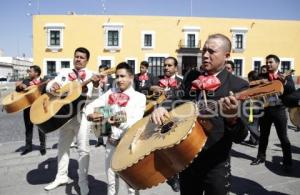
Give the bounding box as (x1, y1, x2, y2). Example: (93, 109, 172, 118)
(236, 80, 284, 101)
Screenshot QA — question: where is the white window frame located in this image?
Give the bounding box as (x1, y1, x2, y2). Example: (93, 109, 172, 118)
(141, 31, 155, 49)
(97, 56, 115, 68)
(279, 57, 295, 71)
(232, 57, 245, 77)
(43, 58, 73, 75)
(103, 23, 124, 51)
(125, 57, 138, 74)
(230, 27, 248, 53)
(252, 57, 264, 71)
(44, 23, 65, 52)
(182, 26, 200, 47)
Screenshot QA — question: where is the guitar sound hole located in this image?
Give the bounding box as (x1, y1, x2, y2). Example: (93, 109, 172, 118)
(60, 92, 69, 99)
(160, 121, 174, 134)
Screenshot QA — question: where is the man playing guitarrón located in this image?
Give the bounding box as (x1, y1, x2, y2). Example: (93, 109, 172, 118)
(151, 34, 249, 194)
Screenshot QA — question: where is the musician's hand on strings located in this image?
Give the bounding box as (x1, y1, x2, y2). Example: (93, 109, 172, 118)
(150, 107, 170, 126)
(87, 112, 103, 122)
(50, 82, 61, 93)
(278, 73, 288, 84)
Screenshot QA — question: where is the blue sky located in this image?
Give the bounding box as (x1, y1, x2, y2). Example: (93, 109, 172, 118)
(0, 0, 299, 57)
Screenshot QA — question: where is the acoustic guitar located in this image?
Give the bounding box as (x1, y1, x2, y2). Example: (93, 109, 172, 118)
(111, 80, 284, 190)
(144, 93, 167, 116)
(30, 80, 84, 134)
(2, 80, 49, 113)
(30, 67, 116, 134)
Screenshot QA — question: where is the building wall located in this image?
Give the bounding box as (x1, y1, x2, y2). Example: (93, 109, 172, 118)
(0, 57, 32, 80)
(33, 15, 300, 77)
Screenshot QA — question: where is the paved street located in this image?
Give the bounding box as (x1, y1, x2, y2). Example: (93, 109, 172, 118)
(1, 83, 300, 194)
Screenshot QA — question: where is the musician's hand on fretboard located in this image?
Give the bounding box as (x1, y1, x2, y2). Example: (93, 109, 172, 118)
(219, 91, 239, 118)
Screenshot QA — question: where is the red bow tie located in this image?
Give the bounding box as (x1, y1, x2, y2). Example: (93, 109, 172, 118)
(159, 77, 177, 88)
(108, 92, 130, 107)
(268, 73, 278, 81)
(68, 69, 86, 81)
(191, 75, 221, 91)
(138, 73, 149, 81)
(29, 79, 41, 86)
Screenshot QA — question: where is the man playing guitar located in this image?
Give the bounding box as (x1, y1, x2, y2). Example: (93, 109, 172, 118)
(16, 65, 47, 156)
(44, 47, 100, 195)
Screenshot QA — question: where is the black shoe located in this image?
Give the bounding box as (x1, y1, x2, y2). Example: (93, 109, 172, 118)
(166, 176, 180, 192)
(21, 146, 32, 156)
(95, 139, 104, 147)
(250, 158, 265, 165)
(40, 148, 46, 155)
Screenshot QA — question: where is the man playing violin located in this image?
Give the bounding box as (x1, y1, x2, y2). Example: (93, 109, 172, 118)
(16, 65, 47, 156)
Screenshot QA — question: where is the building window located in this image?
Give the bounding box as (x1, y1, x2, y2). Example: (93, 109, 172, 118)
(127, 60, 136, 73)
(108, 30, 119, 46)
(281, 61, 291, 73)
(182, 26, 200, 48)
(44, 23, 65, 51)
(253, 61, 261, 73)
(235, 34, 243, 49)
(49, 30, 60, 46)
(141, 31, 155, 49)
(144, 34, 152, 47)
(47, 61, 56, 74)
(230, 27, 248, 53)
(187, 34, 196, 48)
(61, 61, 70, 69)
(101, 60, 111, 68)
(103, 23, 123, 51)
(148, 57, 165, 77)
(233, 59, 243, 76)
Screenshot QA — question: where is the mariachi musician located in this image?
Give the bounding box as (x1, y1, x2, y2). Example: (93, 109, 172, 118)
(44, 47, 100, 195)
(251, 54, 295, 173)
(86, 62, 146, 195)
(149, 56, 184, 192)
(16, 65, 47, 156)
(134, 61, 154, 95)
(151, 34, 249, 194)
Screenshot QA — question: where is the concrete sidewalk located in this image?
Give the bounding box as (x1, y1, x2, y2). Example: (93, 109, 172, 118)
(0, 126, 300, 195)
